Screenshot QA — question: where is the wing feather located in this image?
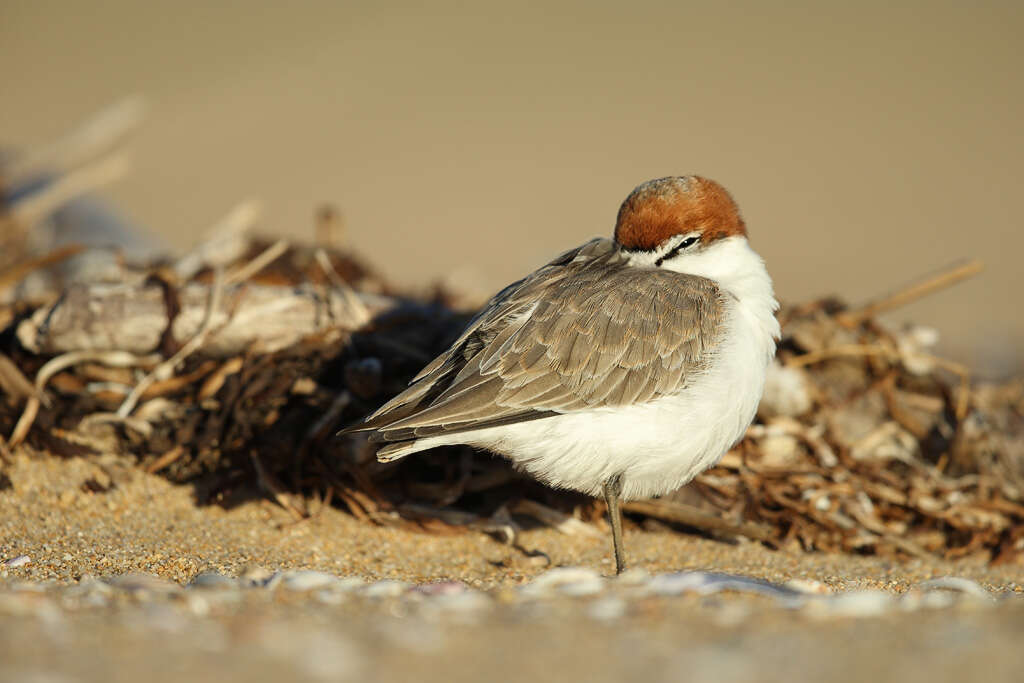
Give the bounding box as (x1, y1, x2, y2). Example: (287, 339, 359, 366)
(347, 237, 727, 442)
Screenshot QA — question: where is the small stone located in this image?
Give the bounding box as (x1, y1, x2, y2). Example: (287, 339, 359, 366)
(2, 555, 31, 568)
(332, 577, 367, 592)
(105, 572, 181, 595)
(899, 589, 956, 611)
(647, 572, 803, 600)
(917, 577, 994, 600)
(279, 570, 340, 592)
(808, 590, 894, 618)
(412, 581, 468, 597)
(522, 567, 605, 597)
(615, 568, 651, 586)
(430, 590, 493, 615)
(784, 579, 832, 595)
(362, 580, 411, 598)
(190, 572, 238, 590)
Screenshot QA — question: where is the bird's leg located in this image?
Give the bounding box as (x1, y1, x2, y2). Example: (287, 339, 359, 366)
(603, 473, 626, 575)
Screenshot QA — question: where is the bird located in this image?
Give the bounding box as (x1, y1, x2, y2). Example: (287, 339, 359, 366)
(343, 176, 780, 574)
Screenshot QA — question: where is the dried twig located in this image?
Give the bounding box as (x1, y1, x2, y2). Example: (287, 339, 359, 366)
(836, 259, 984, 327)
(8, 349, 160, 447)
(623, 499, 775, 542)
(197, 357, 244, 400)
(9, 153, 131, 227)
(225, 239, 288, 285)
(146, 445, 186, 474)
(7, 396, 38, 449)
(0, 353, 44, 406)
(315, 248, 371, 327)
(250, 451, 306, 521)
(174, 201, 262, 280)
(3, 96, 145, 183)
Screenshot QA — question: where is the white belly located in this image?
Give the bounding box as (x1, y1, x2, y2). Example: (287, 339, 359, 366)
(421, 301, 776, 500)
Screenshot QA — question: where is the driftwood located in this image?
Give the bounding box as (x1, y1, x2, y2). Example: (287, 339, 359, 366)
(17, 281, 389, 356)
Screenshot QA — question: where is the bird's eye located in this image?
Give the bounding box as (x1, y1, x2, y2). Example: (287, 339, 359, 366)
(655, 235, 700, 266)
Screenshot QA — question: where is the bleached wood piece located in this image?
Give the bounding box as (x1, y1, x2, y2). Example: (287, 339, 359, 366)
(17, 280, 394, 357)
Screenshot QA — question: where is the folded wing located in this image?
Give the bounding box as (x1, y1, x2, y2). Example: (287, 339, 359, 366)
(347, 238, 726, 443)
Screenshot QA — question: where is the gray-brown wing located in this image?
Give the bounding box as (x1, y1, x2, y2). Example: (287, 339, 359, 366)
(358, 253, 726, 441)
(348, 238, 617, 434)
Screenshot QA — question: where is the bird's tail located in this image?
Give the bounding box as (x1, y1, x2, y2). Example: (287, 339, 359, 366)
(374, 440, 427, 463)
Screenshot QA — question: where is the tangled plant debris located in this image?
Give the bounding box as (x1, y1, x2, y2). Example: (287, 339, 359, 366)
(1, 101, 1022, 566)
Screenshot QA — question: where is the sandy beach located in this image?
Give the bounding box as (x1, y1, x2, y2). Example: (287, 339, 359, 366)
(2, 450, 1023, 683)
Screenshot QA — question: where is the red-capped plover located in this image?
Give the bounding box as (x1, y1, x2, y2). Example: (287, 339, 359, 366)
(344, 176, 780, 574)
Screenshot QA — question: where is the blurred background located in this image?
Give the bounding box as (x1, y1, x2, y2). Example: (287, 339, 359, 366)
(2, 0, 1021, 376)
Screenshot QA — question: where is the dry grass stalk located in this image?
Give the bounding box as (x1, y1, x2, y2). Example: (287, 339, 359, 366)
(835, 259, 984, 327)
(174, 200, 262, 281)
(3, 97, 145, 184)
(146, 445, 185, 474)
(225, 239, 288, 285)
(9, 153, 131, 228)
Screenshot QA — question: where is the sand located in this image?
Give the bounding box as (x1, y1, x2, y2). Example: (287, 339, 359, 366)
(2, 450, 1023, 682)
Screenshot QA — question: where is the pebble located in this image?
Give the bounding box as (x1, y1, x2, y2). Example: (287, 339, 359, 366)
(2, 554, 31, 568)
(917, 577, 994, 600)
(278, 570, 340, 592)
(0, 567, 1012, 624)
(522, 567, 605, 597)
(807, 590, 894, 618)
(646, 571, 803, 600)
(104, 572, 181, 595)
(614, 567, 651, 585)
(412, 581, 469, 597)
(899, 590, 956, 611)
(190, 572, 239, 590)
(361, 580, 411, 598)
(784, 579, 833, 595)
(422, 590, 493, 618)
